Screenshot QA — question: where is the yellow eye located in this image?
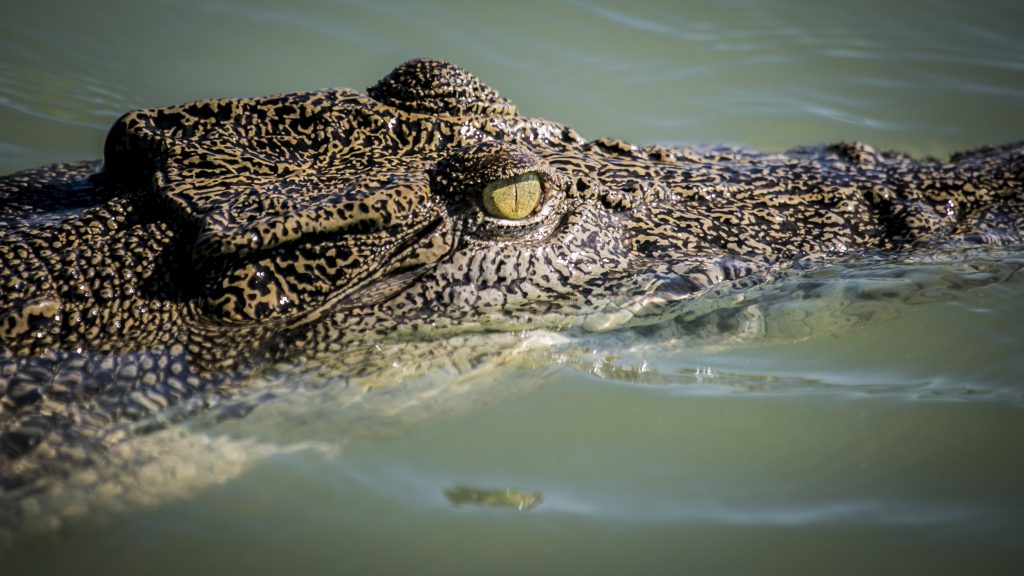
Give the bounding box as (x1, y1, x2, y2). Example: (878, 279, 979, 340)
(481, 173, 542, 220)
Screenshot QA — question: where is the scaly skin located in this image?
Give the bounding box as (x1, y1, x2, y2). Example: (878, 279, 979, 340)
(1, 58, 1022, 501)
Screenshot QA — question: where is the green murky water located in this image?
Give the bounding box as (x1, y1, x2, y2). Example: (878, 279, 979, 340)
(3, 0, 1024, 574)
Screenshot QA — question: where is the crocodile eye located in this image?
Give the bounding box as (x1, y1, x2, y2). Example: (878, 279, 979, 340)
(481, 173, 542, 220)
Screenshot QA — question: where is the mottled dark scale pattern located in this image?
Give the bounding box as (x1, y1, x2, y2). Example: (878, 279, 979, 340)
(1, 58, 1022, 501)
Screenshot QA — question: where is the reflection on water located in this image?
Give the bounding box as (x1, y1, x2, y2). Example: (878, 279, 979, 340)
(2, 0, 1024, 574)
(444, 485, 544, 511)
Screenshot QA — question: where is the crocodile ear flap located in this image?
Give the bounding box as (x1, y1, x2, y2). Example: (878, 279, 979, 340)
(368, 58, 518, 118)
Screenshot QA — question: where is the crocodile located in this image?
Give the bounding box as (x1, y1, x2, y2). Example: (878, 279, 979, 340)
(1, 58, 1022, 516)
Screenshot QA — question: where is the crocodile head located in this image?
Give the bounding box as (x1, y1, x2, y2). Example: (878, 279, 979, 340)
(92, 58, 1024, 362)
(91, 60, 741, 351)
(101, 59, 723, 331)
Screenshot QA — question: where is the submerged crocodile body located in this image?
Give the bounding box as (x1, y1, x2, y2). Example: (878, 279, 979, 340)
(1, 59, 1023, 509)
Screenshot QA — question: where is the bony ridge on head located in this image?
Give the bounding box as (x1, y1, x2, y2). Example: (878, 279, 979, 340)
(367, 58, 517, 118)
